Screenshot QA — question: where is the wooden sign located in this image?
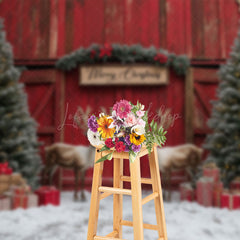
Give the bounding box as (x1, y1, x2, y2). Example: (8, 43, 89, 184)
(80, 65, 169, 85)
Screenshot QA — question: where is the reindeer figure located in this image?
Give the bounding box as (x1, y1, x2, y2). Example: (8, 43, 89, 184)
(157, 144, 203, 201)
(43, 106, 94, 201)
(44, 143, 95, 201)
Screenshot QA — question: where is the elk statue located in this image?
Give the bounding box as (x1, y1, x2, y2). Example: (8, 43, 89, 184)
(157, 144, 203, 201)
(43, 106, 95, 201)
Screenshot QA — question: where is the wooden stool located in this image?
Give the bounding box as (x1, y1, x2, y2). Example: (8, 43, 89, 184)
(87, 145, 168, 240)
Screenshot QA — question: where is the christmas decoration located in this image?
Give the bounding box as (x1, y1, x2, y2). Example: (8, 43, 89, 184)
(3, 185, 38, 210)
(221, 190, 240, 210)
(35, 186, 60, 206)
(202, 163, 220, 183)
(0, 162, 28, 195)
(230, 176, 240, 190)
(0, 196, 11, 211)
(196, 177, 213, 207)
(213, 182, 223, 207)
(87, 100, 167, 163)
(0, 20, 42, 189)
(204, 28, 240, 187)
(179, 182, 195, 202)
(56, 43, 190, 76)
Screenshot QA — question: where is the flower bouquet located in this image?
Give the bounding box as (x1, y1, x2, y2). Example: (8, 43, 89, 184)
(87, 100, 167, 163)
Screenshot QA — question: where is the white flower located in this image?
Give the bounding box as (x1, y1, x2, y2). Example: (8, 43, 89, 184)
(131, 125, 145, 135)
(99, 112, 105, 118)
(140, 104, 145, 111)
(87, 129, 103, 146)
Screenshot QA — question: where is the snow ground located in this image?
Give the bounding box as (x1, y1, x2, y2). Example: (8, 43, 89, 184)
(0, 191, 240, 240)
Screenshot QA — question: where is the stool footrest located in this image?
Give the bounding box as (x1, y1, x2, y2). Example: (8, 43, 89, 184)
(120, 220, 158, 231)
(99, 186, 132, 195)
(120, 176, 153, 185)
(142, 192, 159, 205)
(94, 236, 126, 240)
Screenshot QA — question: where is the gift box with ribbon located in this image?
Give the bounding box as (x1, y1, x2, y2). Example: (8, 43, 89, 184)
(213, 182, 223, 207)
(203, 162, 220, 183)
(35, 186, 60, 206)
(0, 162, 14, 194)
(11, 185, 31, 209)
(230, 177, 240, 191)
(196, 176, 213, 207)
(179, 182, 195, 202)
(221, 190, 240, 210)
(0, 196, 11, 211)
(4, 185, 38, 210)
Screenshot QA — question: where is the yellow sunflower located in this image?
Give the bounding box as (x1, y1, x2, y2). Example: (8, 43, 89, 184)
(129, 133, 146, 145)
(97, 116, 115, 139)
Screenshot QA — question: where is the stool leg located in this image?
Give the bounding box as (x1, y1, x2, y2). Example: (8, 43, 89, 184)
(149, 147, 168, 240)
(87, 150, 104, 240)
(113, 158, 123, 238)
(130, 157, 144, 240)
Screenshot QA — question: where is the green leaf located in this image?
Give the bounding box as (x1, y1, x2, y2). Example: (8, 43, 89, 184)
(95, 152, 113, 164)
(129, 151, 137, 163)
(150, 119, 154, 128)
(98, 145, 110, 152)
(153, 122, 158, 132)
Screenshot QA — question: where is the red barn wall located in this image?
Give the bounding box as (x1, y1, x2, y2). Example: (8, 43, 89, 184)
(0, 0, 239, 60)
(0, 0, 239, 189)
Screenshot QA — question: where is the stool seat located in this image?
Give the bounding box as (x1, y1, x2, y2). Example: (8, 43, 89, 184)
(87, 146, 168, 240)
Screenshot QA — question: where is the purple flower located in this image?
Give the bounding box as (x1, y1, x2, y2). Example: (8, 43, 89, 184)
(125, 145, 130, 152)
(88, 115, 99, 132)
(132, 144, 141, 153)
(125, 135, 131, 146)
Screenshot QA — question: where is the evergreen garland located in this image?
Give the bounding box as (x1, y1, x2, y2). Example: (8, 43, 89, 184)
(56, 43, 190, 76)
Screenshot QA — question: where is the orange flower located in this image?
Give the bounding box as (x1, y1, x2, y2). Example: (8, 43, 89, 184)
(97, 116, 115, 139)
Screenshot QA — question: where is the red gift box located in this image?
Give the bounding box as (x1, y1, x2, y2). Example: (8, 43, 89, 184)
(213, 182, 223, 207)
(0, 196, 11, 211)
(35, 186, 60, 206)
(12, 186, 29, 209)
(180, 182, 195, 202)
(12, 193, 28, 209)
(230, 177, 240, 191)
(203, 163, 220, 182)
(196, 177, 213, 207)
(221, 191, 240, 210)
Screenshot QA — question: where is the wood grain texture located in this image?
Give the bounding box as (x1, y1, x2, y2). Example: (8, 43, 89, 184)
(113, 158, 123, 238)
(0, 0, 239, 59)
(130, 157, 144, 240)
(87, 150, 104, 240)
(149, 147, 168, 240)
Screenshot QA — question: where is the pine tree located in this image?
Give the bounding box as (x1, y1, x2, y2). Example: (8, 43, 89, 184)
(204, 29, 240, 187)
(0, 20, 42, 189)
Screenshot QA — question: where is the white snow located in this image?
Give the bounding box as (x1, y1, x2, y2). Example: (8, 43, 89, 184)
(0, 191, 240, 240)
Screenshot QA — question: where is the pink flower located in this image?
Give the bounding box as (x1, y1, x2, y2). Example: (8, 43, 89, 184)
(113, 100, 132, 119)
(136, 110, 145, 117)
(137, 119, 146, 127)
(125, 113, 137, 127)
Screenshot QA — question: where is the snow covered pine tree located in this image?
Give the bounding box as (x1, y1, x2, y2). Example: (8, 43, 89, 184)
(204, 28, 240, 187)
(0, 20, 42, 189)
